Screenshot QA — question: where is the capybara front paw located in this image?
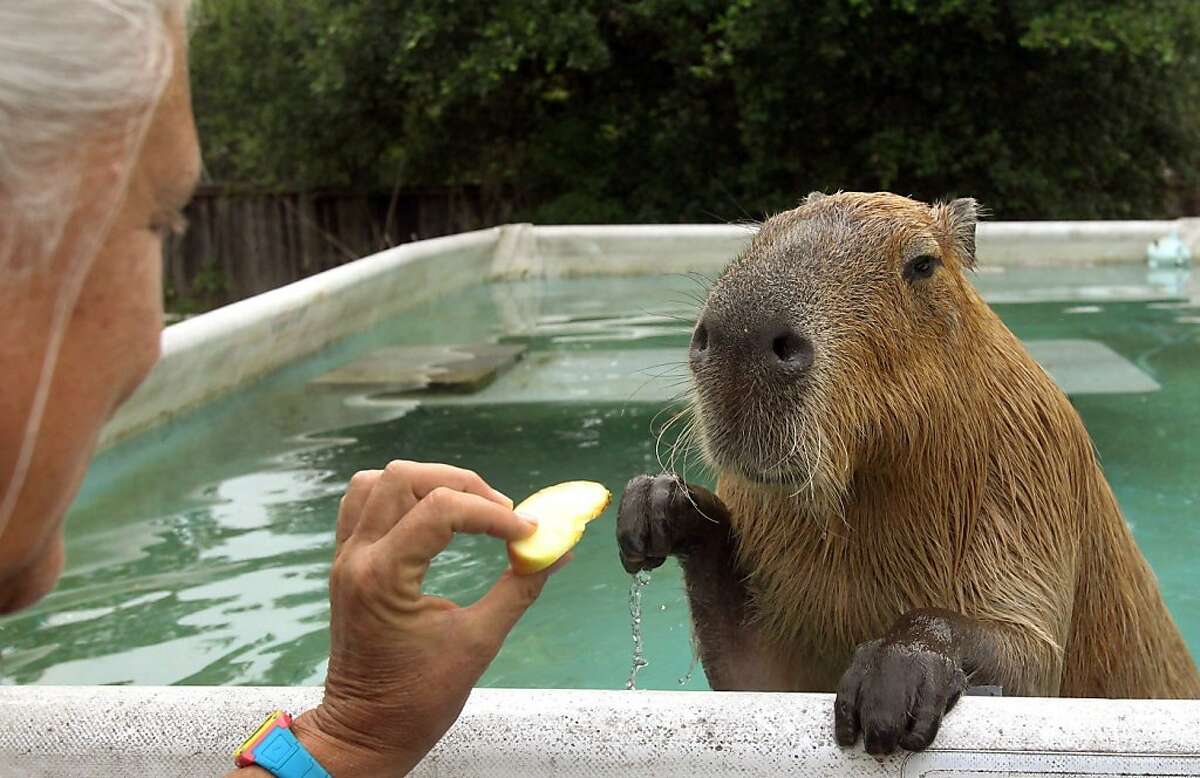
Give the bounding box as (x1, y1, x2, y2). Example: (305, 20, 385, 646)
(833, 637, 968, 755)
(615, 473, 689, 574)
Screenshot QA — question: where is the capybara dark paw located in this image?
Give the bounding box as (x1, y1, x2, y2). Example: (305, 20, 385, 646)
(615, 473, 689, 574)
(833, 637, 968, 755)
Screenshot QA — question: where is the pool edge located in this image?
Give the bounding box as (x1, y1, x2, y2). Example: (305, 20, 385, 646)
(100, 219, 1194, 448)
(2, 686, 1200, 775)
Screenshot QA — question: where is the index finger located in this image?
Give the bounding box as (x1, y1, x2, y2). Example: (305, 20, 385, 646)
(335, 469, 382, 557)
(355, 460, 513, 543)
(399, 461, 513, 508)
(381, 488, 536, 571)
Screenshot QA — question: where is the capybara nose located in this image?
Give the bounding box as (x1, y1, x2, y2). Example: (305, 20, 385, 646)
(767, 327, 815, 371)
(691, 315, 814, 375)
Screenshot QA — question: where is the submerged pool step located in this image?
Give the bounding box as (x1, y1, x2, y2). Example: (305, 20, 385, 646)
(312, 344, 526, 394)
(377, 340, 1158, 408)
(1027, 339, 1160, 395)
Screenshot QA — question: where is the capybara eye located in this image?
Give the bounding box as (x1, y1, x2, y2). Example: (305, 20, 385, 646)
(904, 254, 939, 282)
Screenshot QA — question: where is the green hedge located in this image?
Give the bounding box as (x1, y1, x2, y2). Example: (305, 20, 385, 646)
(191, 0, 1200, 221)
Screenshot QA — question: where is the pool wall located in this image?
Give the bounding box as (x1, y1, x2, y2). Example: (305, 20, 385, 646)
(500, 220, 1190, 278)
(18, 218, 1199, 776)
(99, 226, 501, 449)
(3, 686, 1200, 776)
(102, 218, 1198, 448)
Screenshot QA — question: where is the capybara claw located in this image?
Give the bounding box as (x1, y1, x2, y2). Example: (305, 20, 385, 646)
(834, 636, 967, 755)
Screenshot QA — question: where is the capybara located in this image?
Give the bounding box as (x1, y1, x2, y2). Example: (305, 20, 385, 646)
(617, 191, 1200, 755)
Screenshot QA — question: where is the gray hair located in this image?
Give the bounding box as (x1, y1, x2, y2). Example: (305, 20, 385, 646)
(0, 0, 185, 272)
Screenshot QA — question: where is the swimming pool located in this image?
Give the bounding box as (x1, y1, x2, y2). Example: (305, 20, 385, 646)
(2, 260, 1197, 693)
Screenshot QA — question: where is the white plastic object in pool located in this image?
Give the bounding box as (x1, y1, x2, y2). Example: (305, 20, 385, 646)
(1147, 229, 1192, 268)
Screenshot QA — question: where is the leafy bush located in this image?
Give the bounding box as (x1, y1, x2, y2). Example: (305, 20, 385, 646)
(190, 0, 1200, 220)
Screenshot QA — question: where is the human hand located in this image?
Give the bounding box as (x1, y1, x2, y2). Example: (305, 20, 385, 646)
(291, 461, 563, 776)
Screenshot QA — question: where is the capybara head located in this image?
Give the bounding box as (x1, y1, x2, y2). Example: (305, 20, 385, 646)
(690, 191, 986, 506)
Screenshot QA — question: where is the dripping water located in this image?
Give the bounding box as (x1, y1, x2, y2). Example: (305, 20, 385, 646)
(624, 569, 652, 689)
(678, 651, 699, 687)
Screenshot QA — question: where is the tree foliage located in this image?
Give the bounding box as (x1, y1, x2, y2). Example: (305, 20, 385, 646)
(190, 0, 1200, 220)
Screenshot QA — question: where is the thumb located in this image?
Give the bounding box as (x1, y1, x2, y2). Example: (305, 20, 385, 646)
(463, 556, 569, 650)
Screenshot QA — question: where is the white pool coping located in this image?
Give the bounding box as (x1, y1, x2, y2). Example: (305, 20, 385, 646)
(2, 686, 1200, 777)
(506, 219, 1195, 276)
(99, 226, 502, 449)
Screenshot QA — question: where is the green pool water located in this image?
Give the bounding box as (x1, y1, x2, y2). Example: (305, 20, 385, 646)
(1, 271, 1198, 691)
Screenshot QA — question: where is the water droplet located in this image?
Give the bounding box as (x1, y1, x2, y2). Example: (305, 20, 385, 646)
(624, 569, 652, 690)
(678, 653, 699, 686)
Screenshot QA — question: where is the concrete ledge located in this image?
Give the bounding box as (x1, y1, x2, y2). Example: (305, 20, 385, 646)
(493, 220, 1186, 278)
(1, 686, 1199, 776)
(977, 220, 1180, 267)
(497, 223, 757, 278)
(99, 227, 502, 449)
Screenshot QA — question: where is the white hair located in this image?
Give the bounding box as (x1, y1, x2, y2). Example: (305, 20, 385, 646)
(0, 0, 185, 272)
(0, 0, 187, 534)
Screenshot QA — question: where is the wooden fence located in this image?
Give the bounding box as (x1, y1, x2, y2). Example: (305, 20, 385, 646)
(163, 185, 493, 311)
(163, 183, 1200, 314)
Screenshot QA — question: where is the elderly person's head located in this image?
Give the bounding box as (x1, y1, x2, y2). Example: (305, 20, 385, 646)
(0, 8, 561, 774)
(0, 0, 199, 613)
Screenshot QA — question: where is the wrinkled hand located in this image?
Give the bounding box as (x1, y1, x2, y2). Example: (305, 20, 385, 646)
(834, 631, 968, 755)
(291, 461, 562, 776)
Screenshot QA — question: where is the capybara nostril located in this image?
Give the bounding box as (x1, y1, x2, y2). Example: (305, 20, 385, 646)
(770, 330, 813, 370)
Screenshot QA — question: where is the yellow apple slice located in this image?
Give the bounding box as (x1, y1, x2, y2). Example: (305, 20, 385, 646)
(507, 481, 611, 575)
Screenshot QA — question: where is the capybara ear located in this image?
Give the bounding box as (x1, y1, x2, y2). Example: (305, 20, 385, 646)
(938, 197, 980, 267)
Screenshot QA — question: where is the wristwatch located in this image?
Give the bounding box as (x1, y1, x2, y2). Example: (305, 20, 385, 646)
(233, 710, 331, 777)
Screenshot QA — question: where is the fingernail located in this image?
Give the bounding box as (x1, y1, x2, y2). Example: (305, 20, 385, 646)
(516, 511, 538, 529)
(492, 489, 514, 509)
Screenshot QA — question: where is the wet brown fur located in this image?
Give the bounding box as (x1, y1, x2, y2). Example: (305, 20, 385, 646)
(691, 191, 1200, 697)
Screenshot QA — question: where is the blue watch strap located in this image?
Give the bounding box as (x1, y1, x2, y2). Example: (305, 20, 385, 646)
(254, 727, 331, 778)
